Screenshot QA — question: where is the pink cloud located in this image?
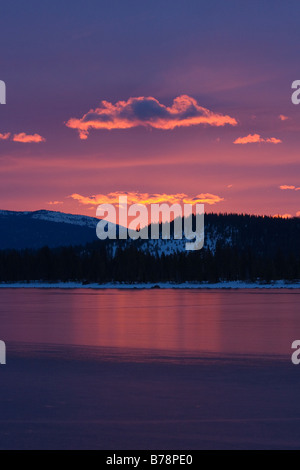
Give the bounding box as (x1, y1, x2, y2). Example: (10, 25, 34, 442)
(0, 133, 10, 140)
(233, 134, 282, 145)
(279, 115, 289, 121)
(66, 95, 238, 139)
(13, 133, 46, 143)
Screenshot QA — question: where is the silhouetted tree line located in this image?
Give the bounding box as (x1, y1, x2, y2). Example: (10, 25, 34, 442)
(0, 213, 299, 283)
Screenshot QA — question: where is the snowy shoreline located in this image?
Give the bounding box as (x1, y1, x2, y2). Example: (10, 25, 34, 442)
(0, 281, 300, 289)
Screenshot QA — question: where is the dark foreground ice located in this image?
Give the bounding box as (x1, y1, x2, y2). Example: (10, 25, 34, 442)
(0, 345, 299, 450)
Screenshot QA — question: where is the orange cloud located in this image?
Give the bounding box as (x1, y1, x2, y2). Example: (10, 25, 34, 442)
(66, 95, 238, 139)
(279, 115, 289, 121)
(233, 134, 282, 145)
(13, 133, 46, 143)
(297, 212, 300, 217)
(279, 185, 300, 191)
(47, 201, 63, 206)
(0, 133, 10, 140)
(70, 191, 224, 206)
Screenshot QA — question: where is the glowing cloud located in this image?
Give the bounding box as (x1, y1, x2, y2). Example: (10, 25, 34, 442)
(13, 133, 46, 143)
(47, 201, 63, 206)
(279, 115, 289, 121)
(66, 95, 238, 139)
(297, 212, 300, 217)
(233, 134, 282, 145)
(279, 185, 300, 191)
(70, 191, 224, 206)
(0, 133, 10, 140)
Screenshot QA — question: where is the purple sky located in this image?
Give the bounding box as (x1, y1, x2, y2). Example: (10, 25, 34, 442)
(0, 0, 300, 217)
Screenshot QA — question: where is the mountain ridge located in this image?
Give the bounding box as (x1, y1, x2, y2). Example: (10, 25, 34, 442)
(1, 209, 299, 256)
(0, 210, 299, 282)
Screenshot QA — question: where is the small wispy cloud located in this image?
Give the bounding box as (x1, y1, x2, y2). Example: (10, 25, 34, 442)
(70, 191, 224, 206)
(279, 185, 300, 191)
(279, 115, 289, 121)
(0, 133, 10, 140)
(233, 134, 282, 145)
(13, 133, 46, 143)
(47, 201, 63, 206)
(66, 95, 238, 139)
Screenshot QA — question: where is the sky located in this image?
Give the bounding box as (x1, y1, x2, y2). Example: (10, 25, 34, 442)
(0, 0, 300, 218)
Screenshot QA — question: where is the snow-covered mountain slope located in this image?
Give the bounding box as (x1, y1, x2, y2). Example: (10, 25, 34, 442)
(0, 210, 99, 228)
(110, 225, 233, 257)
(0, 210, 101, 250)
(1, 209, 297, 257)
(30, 210, 99, 228)
(0, 209, 206, 253)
